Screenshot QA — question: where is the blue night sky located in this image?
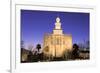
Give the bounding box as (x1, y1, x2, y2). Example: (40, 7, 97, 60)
(21, 10, 89, 48)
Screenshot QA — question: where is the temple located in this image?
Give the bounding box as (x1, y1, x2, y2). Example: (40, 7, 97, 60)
(43, 17, 72, 59)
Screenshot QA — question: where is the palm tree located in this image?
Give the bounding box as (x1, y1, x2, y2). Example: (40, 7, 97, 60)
(36, 44, 41, 52)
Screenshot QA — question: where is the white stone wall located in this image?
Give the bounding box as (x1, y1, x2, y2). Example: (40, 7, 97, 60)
(43, 34, 72, 57)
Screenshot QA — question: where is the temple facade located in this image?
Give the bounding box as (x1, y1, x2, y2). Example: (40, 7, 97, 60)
(43, 17, 72, 58)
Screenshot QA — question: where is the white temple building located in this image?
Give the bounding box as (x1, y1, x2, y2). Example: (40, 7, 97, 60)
(43, 17, 72, 58)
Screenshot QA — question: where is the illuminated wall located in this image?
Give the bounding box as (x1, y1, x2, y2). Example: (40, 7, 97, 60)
(43, 17, 72, 57)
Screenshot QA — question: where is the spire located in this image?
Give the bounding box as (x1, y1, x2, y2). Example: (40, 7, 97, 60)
(55, 17, 61, 29)
(53, 17, 63, 34)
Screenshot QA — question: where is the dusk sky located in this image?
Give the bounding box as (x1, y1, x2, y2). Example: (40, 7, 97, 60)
(21, 10, 89, 48)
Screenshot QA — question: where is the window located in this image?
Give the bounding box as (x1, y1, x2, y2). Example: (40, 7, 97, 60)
(57, 38, 59, 45)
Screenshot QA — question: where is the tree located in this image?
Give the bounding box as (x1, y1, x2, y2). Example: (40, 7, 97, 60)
(72, 44, 79, 59)
(86, 40, 90, 49)
(36, 44, 41, 52)
(63, 50, 72, 60)
(21, 40, 24, 49)
(28, 45, 33, 51)
(27, 51, 33, 62)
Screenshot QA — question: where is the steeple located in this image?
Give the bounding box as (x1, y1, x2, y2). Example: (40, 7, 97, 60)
(53, 17, 63, 34)
(55, 17, 62, 29)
